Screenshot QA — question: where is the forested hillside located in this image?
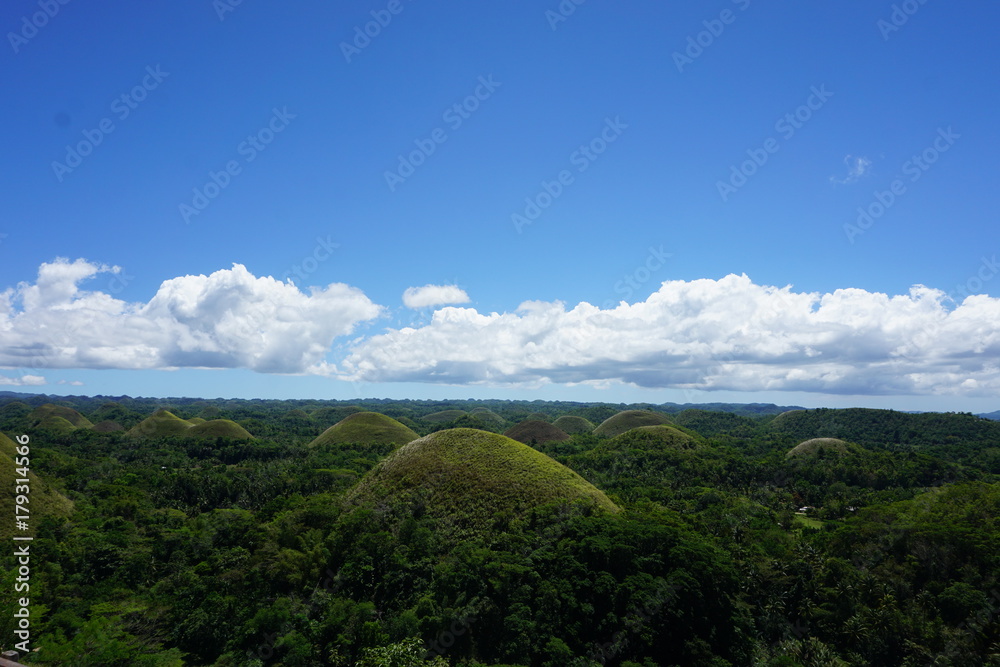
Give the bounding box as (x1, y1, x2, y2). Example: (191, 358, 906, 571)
(1, 394, 999, 666)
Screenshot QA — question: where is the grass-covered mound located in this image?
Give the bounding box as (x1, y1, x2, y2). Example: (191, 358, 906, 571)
(423, 409, 467, 423)
(123, 410, 254, 441)
(28, 403, 93, 429)
(594, 410, 672, 438)
(787, 437, 852, 458)
(469, 407, 505, 427)
(35, 415, 79, 434)
(189, 419, 254, 440)
(347, 428, 619, 536)
(92, 420, 124, 433)
(611, 424, 701, 451)
(769, 409, 807, 427)
(503, 420, 570, 445)
(308, 412, 418, 448)
(0, 432, 16, 458)
(552, 415, 596, 434)
(0, 432, 73, 541)
(126, 409, 195, 438)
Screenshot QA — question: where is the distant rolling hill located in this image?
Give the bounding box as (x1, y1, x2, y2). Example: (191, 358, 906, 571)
(552, 415, 596, 434)
(188, 419, 254, 440)
(594, 410, 673, 438)
(127, 409, 254, 440)
(127, 409, 198, 437)
(307, 411, 418, 448)
(613, 424, 703, 450)
(503, 420, 570, 445)
(469, 406, 506, 427)
(28, 403, 94, 430)
(786, 437, 856, 459)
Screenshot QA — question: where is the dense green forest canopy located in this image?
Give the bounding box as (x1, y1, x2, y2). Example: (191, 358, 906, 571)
(1, 392, 999, 666)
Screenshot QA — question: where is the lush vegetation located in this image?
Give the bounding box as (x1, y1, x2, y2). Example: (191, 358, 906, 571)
(1, 393, 999, 666)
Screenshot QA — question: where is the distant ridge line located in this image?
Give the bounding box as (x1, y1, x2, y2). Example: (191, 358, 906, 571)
(0, 389, 806, 415)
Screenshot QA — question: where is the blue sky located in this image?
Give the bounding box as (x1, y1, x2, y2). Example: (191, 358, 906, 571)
(2, 1, 998, 412)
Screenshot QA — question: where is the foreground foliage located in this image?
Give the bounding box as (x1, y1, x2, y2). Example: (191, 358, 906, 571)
(1, 396, 999, 665)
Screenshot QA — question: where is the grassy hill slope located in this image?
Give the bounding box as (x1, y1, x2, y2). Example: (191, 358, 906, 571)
(28, 403, 94, 429)
(594, 410, 673, 438)
(0, 432, 74, 541)
(611, 424, 701, 450)
(787, 437, 853, 458)
(347, 428, 620, 536)
(309, 412, 418, 447)
(189, 419, 254, 440)
(552, 415, 596, 434)
(503, 420, 570, 444)
(126, 409, 195, 438)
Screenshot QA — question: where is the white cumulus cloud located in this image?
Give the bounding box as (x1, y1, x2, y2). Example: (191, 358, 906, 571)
(402, 284, 471, 309)
(0, 258, 383, 374)
(343, 274, 1000, 397)
(0, 374, 47, 386)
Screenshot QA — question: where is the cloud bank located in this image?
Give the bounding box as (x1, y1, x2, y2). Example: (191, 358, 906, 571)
(0, 374, 46, 386)
(3, 261, 998, 398)
(0, 258, 382, 374)
(344, 274, 1000, 397)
